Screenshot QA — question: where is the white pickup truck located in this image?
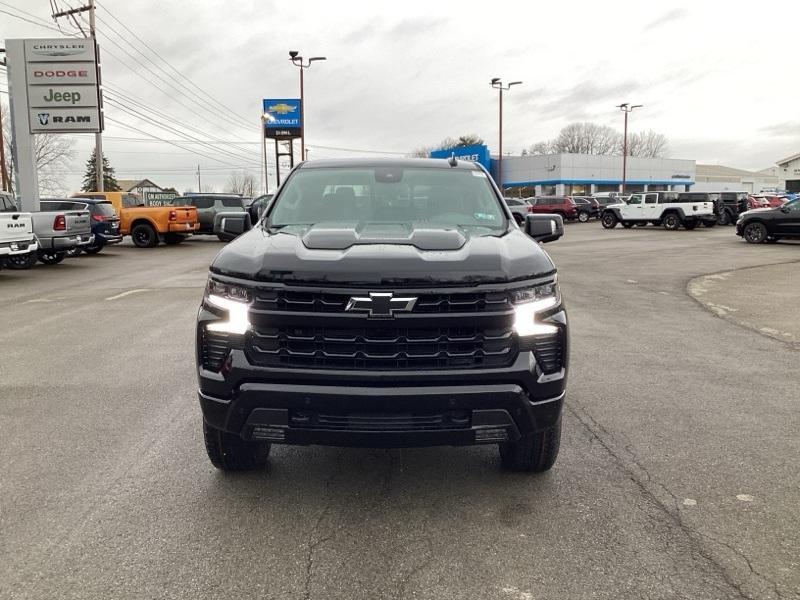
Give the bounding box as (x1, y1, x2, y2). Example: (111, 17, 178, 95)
(600, 191, 715, 230)
(0, 192, 93, 268)
(0, 192, 39, 270)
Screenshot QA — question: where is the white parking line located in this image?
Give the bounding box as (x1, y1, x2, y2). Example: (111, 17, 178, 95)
(105, 289, 150, 301)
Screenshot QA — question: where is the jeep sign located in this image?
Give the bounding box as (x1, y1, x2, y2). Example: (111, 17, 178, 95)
(29, 85, 98, 108)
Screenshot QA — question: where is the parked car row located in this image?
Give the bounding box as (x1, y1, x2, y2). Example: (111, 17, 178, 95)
(1, 191, 94, 270)
(0, 190, 276, 273)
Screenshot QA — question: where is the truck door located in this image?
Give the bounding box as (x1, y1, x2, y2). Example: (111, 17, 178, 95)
(622, 194, 644, 220)
(641, 193, 659, 220)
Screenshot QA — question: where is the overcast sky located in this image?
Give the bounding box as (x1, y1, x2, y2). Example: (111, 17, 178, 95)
(2, 0, 798, 194)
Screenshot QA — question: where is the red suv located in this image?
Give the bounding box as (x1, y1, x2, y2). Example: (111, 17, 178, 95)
(529, 196, 579, 221)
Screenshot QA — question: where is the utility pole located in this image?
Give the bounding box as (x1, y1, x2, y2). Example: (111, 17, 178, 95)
(196, 165, 201, 192)
(490, 78, 521, 196)
(617, 103, 642, 195)
(0, 69, 8, 192)
(53, 0, 103, 191)
(289, 52, 326, 163)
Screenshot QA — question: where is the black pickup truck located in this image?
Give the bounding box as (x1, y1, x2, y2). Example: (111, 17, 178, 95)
(196, 159, 568, 473)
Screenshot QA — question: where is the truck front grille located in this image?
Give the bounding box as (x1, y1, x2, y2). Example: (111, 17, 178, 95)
(245, 324, 515, 371)
(254, 289, 510, 313)
(289, 409, 470, 431)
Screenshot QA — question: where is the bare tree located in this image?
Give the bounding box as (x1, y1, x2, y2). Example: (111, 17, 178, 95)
(408, 146, 433, 158)
(527, 122, 668, 158)
(226, 170, 257, 196)
(528, 141, 556, 155)
(625, 129, 669, 158)
(551, 122, 621, 155)
(2, 101, 76, 196)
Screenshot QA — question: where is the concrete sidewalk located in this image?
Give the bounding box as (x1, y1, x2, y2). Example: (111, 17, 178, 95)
(688, 260, 800, 348)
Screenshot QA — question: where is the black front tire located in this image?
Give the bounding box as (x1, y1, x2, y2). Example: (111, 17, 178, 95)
(38, 250, 66, 265)
(717, 210, 731, 226)
(203, 421, 270, 471)
(577, 211, 589, 223)
(499, 417, 562, 473)
(131, 223, 159, 248)
(743, 222, 768, 244)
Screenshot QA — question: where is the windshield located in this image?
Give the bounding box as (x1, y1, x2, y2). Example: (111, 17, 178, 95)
(269, 166, 507, 231)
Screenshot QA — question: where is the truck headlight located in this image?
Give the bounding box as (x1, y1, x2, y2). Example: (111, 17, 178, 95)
(204, 278, 252, 335)
(511, 281, 561, 336)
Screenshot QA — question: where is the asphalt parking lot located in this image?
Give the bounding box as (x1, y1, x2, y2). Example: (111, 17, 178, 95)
(1, 227, 798, 600)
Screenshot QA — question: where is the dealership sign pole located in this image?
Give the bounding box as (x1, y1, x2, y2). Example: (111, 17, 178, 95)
(5, 38, 102, 210)
(262, 98, 301, 187)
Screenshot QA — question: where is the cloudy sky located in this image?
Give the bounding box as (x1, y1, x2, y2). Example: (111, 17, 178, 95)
(1, 0, 798, 194)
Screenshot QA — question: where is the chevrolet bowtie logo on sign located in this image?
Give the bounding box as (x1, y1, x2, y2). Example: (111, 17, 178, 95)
(267, 103, 297, 115)
(346, 293, 418, 318)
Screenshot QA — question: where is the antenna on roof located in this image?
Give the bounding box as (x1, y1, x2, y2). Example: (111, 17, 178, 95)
(448, 153, 458, 167)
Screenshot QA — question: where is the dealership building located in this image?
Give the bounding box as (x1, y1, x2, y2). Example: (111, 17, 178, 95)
(493, 153, 695, 197)
(430, 144, 694, 196)
(430, 144, 795, 196)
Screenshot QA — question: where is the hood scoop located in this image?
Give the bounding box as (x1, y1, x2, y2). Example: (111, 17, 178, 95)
(301, 222, 468, 251)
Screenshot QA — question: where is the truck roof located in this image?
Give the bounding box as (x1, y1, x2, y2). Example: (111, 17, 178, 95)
(297, 157, 483, 170)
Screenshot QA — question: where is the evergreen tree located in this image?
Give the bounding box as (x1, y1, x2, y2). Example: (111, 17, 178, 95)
(80, 148, 121, 192)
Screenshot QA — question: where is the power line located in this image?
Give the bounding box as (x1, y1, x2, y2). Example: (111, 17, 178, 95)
(92, 13, 253, 134)
(104, 89, 261, 165)
(104, 115, 251, 169)
(104, 97, 259, 168)
(95, 0, 254, 131)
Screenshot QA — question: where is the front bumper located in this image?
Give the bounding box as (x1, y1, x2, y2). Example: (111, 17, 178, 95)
(200, 383, 565, 447)
(197, 329, 568, 448)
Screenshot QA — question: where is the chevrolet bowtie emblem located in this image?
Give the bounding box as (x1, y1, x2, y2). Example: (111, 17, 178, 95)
(345, 292, 417, 318)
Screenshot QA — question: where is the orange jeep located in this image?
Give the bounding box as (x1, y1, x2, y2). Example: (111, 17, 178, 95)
(72, 192, 199, 247)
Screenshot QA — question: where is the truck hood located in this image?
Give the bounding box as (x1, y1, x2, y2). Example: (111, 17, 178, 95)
(210, 223, 556, 285)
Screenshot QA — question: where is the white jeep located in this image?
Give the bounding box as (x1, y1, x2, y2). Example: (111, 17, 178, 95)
(600, 191, 715, 230)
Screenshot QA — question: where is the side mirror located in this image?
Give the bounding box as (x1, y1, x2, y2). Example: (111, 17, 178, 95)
(214, 212, 251, 238)
(525, 213, 564, 243)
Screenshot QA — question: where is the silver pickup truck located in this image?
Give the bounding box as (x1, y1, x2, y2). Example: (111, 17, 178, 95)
(0, 193, 39, 270)
(1, 198, 93, 268)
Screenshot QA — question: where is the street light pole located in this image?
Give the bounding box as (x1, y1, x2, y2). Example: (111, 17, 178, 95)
(289, 52, 326, 163)
(617, 103, 642, 195)
(490, 78, 521, 195)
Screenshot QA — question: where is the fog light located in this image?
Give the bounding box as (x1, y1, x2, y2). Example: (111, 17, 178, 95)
(475, 427, 509, 443)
